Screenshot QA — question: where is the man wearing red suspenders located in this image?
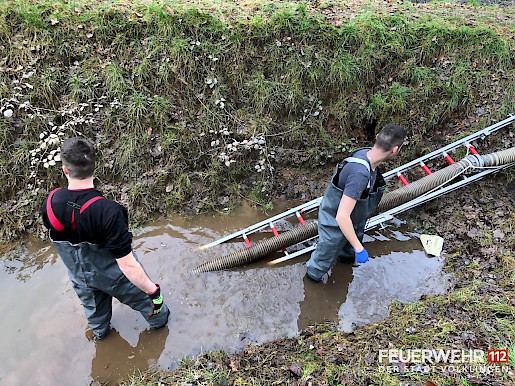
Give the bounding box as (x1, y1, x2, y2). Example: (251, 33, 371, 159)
(41, 137, 170, 339)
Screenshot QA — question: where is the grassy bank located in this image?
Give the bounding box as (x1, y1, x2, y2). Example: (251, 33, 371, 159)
(1, 0, 514, 244)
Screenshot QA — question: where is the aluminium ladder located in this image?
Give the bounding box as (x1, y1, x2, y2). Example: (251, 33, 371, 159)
(200, 115, 515, 264)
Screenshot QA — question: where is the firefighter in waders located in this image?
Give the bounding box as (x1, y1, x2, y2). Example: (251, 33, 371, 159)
(41, 137, 170, 339)
(306, 124, 407, 282)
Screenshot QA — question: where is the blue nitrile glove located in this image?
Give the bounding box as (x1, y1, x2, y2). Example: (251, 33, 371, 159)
(354, 247, 369, 264)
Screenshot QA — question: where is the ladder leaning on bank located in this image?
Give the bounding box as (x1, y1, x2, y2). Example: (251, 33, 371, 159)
(199, 115, 515, 265)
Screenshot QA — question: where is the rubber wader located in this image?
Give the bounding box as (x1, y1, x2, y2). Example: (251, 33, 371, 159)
(305, 158, 386, 281)
(53, 241, 170, 338)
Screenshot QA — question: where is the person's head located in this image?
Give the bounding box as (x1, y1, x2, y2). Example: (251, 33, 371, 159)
(60, 137, 96, 180)
(374, 124, 407, 159)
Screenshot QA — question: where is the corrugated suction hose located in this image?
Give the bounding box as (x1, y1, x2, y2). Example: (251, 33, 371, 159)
(378, 146, 515, 212)
(192, 221, 318, 273)
(194, 147, 515, 273)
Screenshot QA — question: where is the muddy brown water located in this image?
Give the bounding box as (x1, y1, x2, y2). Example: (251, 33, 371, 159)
(0, 202, 450, 386)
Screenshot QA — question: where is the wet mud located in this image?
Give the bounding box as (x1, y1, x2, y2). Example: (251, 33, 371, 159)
(0, 203, 449, 386)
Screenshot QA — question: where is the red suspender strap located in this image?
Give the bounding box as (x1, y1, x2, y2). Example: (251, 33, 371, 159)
(46, 188, 65, 231)
(47, 189, 104, 232)
(80, 196, 104, 214)
(71, 210, 76, 230)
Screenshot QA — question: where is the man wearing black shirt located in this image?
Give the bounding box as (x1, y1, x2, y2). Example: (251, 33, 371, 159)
(42, 137, 170, 339)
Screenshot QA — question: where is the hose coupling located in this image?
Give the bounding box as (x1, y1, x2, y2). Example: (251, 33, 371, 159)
(463, 154, 484, 169)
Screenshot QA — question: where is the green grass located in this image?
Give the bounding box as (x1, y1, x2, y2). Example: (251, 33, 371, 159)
(126, 92, 149, 128)
(104, 63, 127, 99)
(509, 344, 515, 367)
(113, 133, 150, 178)
(329, 51, 362, 91)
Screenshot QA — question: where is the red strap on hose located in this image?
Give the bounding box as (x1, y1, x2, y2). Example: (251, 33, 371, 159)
(46, 188, 65, 231)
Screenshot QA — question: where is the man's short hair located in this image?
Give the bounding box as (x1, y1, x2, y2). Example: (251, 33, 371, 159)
(60, 137, 96, 179)
(375, 124, 407, 152)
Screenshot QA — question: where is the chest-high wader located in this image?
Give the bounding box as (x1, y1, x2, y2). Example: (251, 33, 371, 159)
(306, 157, 386, 281)
(46, 188, 169, 338)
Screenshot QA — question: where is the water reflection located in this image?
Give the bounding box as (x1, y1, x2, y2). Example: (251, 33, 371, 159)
(298, 264, 353, 330)
(91, 327, 169, 385)
(0, 243, 55, 282)
(339, 251, 450, 333)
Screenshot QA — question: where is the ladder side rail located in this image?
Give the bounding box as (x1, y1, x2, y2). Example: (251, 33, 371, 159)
(268, 244, 317, 265)
(382, 116, 515, 180)
(200, 197, 322, 249)
(268, 232, 320, 265)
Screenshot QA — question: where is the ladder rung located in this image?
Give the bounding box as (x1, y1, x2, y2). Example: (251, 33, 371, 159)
(270, 222, 279, 237)
(443, 152, 455, 165)
(270, 222, 287, 252)
(296, 211, 306, 225)
(420, 161, 432, 175)
(466, 142, 479, 155)
(397, 172, 409, 186)
(243, 233, 251, 248)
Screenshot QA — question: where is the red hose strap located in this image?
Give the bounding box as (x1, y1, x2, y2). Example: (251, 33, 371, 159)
(443, 152, 455, 165)
(467, 144, 479, 155)
(420, 162, 432, 175)
(243, 234, 251, 248)
(397, 172, 409, 186)
(296, 211, 306, 225)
